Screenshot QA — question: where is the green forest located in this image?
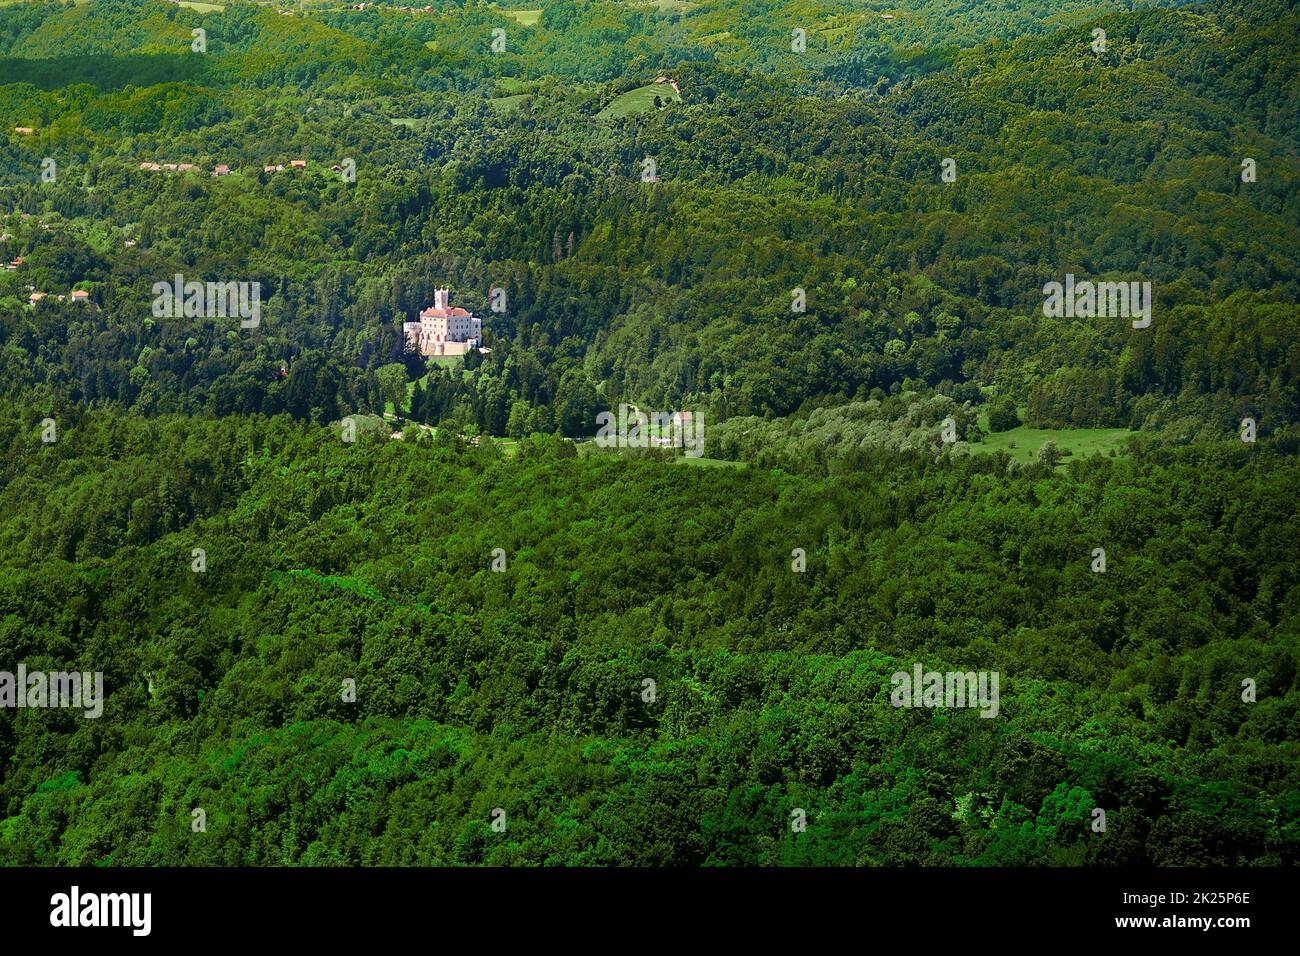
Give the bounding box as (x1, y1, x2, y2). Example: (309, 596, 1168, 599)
(0, 0, 1296, 866)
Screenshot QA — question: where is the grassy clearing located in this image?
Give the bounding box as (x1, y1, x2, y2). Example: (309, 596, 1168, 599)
(389, 117, 422, 128)
(499, 8, 542, 26)
(489, 94, 531, 113)
(637, 0, 699, 11)
(401, 357, 466, 405)
(176, 1, 225, 11)
(597, 81, 682, 119)
(971, 413, 1133, 464)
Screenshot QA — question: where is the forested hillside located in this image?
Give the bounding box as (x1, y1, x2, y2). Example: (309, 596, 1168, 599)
(1, 0, 1295, 437)
(0, 0, 1296, 866)
(1, 410, 1296, 864)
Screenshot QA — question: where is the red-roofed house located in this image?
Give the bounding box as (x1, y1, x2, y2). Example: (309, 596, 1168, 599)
(71, 290, 90, 303)
(403, 288, 482, 357)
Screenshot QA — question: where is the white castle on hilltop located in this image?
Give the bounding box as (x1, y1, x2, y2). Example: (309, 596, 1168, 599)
(403, 287, 482, 357)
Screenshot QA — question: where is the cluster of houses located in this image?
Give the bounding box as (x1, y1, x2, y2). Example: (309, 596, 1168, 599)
(26, 289, 91, 306)
(2, 231, 91, 305)
(139, 162, 202, 173)
(350, 4, 436, 10)
(137, 160, 322, 176)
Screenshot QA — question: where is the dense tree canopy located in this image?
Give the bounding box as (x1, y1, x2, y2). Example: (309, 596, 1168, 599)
(0, 0, 1296, 867)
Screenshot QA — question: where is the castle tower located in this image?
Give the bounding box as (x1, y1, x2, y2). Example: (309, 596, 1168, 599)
(434, 288, 449, 310)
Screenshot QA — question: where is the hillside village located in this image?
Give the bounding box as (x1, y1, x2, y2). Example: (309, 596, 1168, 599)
(136, 158, 338, 176)
(2, 157, 342, 305)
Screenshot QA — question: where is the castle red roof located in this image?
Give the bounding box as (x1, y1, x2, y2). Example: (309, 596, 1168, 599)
(420, 307, 472, 318)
